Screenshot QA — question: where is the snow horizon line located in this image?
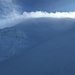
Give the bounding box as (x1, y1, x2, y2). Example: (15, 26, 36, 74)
(1, 11, 75, 29)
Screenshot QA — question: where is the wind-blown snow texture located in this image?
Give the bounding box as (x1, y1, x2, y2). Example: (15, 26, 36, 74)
(0, 18, 75, 75)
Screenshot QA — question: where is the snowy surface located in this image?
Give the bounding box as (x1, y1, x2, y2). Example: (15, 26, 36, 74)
(0, 18, 75, 75)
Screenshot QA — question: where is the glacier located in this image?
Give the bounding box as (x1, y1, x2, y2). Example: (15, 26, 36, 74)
(0, 18, 75, 75)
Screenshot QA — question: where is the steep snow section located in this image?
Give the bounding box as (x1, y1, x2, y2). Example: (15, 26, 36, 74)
(0, 18, 75, 75)
(0, 29, 28, 61)
(0, 28, 75, 75)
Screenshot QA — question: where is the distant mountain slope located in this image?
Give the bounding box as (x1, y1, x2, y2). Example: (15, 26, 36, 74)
(0, 18, 75, 75)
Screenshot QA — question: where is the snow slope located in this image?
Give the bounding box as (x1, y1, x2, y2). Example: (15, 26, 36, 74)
(0, 18, 75, 75)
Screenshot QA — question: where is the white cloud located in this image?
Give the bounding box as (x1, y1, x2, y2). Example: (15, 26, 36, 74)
(1, 11, 75, 29)
(23, 11, 75, 18)
(0, 0, 19, 15)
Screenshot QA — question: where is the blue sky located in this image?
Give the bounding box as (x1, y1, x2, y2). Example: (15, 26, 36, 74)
(0, 0, 75, 13)
(16, 0, 75, 12)
(0, 0, 75, 15)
